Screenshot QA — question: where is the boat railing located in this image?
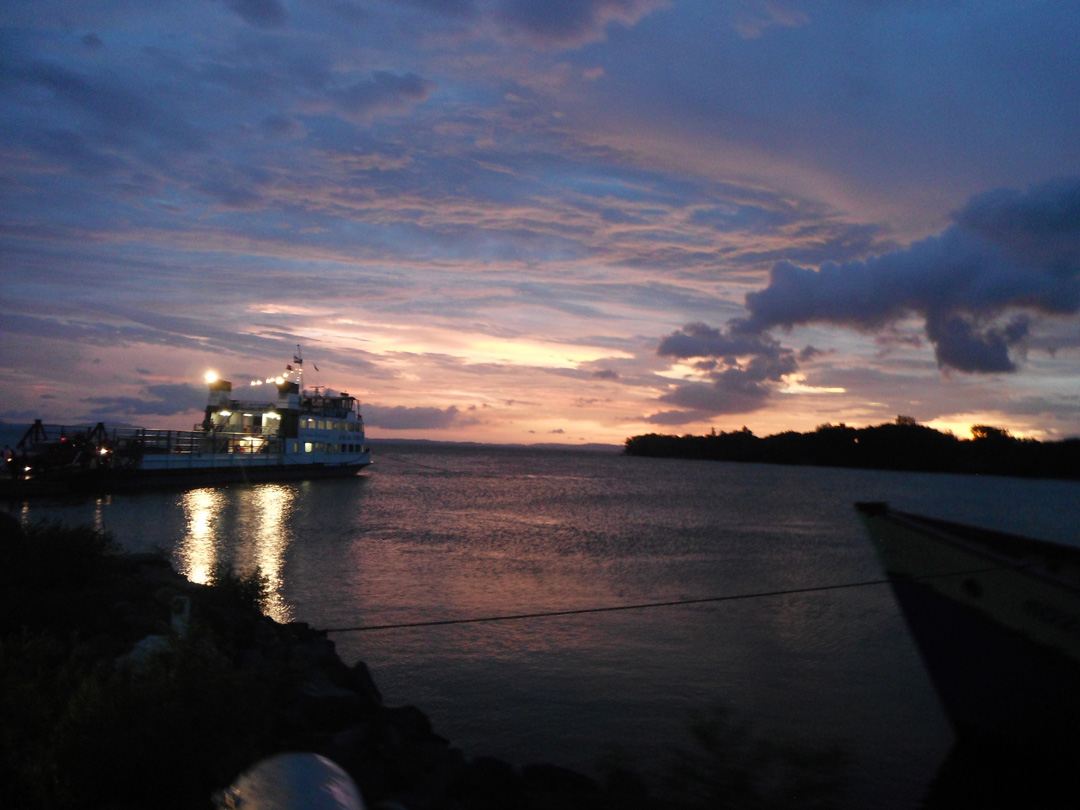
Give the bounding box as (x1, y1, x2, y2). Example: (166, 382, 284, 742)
(107, 426, 282, 456)
(194, 422, 275, 437)
(300, 394, 356, 419)
(225, 399, 279, 413)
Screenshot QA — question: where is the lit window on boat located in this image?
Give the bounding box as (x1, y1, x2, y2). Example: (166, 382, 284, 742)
(304, 442, 313, 453)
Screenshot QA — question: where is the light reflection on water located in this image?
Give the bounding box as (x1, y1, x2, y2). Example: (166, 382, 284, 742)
(176, 485, 298, 623)
(238, 485, 295, 623)
(179, 488, 225, 585)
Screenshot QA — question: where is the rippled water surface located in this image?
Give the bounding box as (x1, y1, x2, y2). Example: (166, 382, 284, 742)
(12, 442, 1079, 808)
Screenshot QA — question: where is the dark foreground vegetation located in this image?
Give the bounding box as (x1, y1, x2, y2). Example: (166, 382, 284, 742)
(1, 517, 846, 810)
(625, 418, 1080, 480)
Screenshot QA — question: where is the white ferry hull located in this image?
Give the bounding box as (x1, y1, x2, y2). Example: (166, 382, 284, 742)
(69, 455, 371, 493)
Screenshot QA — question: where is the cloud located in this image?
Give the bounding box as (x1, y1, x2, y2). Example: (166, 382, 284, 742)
(731, 0, 809, 39)
(493, 0, 666, 48)
(82, 383, 207, 418)
(330, 71, 434, 122)
(649, 179, 1080, 420)
(363, 404, 467, 430)
(743, 177, 1080, 373)
(644, 409, 709, 427)
(217, 0, 287, 28)
(395, 0, 475, 16)
(653, 321, 797, 418)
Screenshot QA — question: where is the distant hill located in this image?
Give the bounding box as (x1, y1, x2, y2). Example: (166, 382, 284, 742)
(624, 419, 1080, 480)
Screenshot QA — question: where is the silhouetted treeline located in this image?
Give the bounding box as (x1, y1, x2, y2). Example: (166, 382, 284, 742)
(624, 418, 1080, 480)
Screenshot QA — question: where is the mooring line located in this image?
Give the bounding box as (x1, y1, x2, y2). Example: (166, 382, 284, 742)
(323, 577, 894, 633)
(322, 562, 1024, 634)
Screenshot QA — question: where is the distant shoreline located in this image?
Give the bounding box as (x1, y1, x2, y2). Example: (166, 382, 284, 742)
(623, 420, 1080, 481)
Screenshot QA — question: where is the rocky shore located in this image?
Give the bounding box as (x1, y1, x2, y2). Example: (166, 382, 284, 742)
(0, 516, 644, 810)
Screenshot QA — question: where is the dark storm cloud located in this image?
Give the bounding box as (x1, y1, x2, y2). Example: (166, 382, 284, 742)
(743, 178, 1080, 372)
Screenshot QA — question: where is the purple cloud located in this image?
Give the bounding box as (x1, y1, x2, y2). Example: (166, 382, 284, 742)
(653, 322, 797, 420)
(494, 0, 666, 48)
(330, 71, 434, 122)
(743, 177, 1080, 373)
(218, 0, 287, 28)
(363, 404, 466, 430)
(83, 383, 207, 418)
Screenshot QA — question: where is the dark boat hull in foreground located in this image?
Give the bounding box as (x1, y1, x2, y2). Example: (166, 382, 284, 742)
(856, 502, 1080, 753)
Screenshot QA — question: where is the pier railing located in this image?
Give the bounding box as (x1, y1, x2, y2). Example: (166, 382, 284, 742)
(16, 421, 282, 459)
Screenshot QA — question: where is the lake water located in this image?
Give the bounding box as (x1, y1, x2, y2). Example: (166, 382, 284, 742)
(7, 441, 1079, 808)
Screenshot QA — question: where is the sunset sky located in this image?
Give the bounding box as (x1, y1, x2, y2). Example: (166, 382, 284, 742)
(2, 1, 1079, 445)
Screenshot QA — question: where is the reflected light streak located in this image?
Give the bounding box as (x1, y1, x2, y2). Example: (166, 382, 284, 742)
(92, 495, 111, 534)
(178, 488, 225, 585)
(242, 485, 295, 623)
(178, 485, 297, 623)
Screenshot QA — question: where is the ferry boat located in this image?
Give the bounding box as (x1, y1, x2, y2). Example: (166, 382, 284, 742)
(857, 502, 1080, 753)
(1, 352, 371, 496)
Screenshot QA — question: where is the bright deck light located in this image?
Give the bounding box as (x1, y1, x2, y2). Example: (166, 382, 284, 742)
(205, 371, 218, 384)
